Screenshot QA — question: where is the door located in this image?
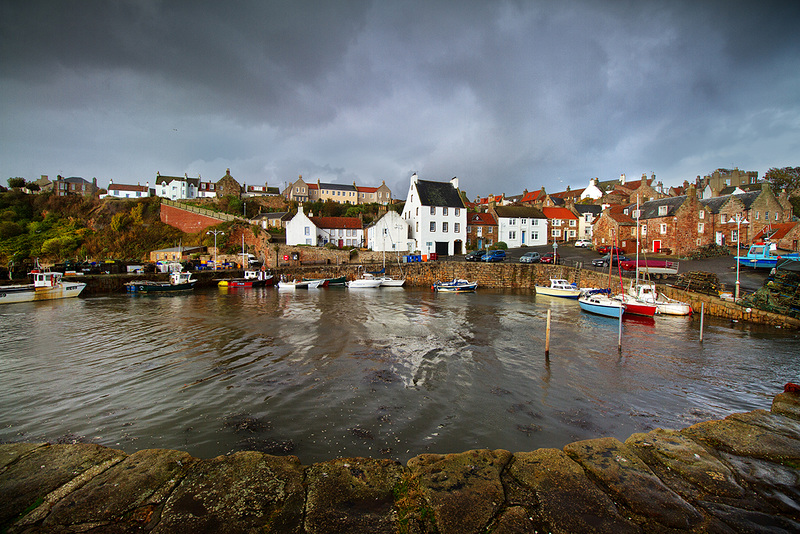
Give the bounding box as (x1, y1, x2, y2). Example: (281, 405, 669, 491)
(435, 241, 449, 256)
(521, 231, 526, 245)
(652, 240, 661, 253)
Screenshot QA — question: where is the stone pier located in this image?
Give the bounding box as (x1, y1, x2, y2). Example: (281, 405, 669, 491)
(2, 387, 799, 533)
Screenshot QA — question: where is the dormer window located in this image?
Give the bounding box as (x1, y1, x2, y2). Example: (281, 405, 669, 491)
(658, 205, 668, 216)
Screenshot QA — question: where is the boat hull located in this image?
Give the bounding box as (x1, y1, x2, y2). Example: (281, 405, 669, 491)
(347, 279, 383, 288)
(379, 277, 405, 287)
(535, 286, 580, 299)
(578, 295, 624, 318)
(128, 282, 195, 293)
(433, 280, 478, 292)
(0, 282, 86, 303)
(218, 278, 267, 288)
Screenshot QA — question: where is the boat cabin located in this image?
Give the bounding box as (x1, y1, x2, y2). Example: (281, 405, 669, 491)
(33, 271, 63, 289)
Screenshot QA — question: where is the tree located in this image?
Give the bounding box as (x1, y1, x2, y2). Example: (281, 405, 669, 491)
(764, 167, 800, 194)
(7, 177, 25, 189)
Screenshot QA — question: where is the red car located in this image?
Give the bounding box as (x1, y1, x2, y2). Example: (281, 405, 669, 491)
(540, 252, 560, 264)
(597, 245, 622, 255)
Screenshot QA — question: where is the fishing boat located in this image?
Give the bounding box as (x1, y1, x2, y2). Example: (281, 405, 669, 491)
(346, 273, 383, 288)
(323, 276, 347, 286)
(535, 278, 581, 299)
(627, 281, 692, 316)
(0, 270, 86, 304)
(432, 279, 478, 292)
(218, 270, 275, 288)
(578, 290, 625, 318)
(277, 278, 323, 289)
(126, 271, 196, 293)
(612, 293, 658, 317)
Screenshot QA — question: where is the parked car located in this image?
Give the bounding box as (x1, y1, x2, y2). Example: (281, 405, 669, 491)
(596, 245, 623, 255)
(519, 251, 541, 263)
(465, 250, 486, 262)
(574, 239, 592, 248)
(592, 253, 629, 267)
(484, 250, 506, 262)
(540, 252, 560, 264)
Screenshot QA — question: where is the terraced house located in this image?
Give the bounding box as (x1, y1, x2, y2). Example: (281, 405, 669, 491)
(402, 173, 466, 256)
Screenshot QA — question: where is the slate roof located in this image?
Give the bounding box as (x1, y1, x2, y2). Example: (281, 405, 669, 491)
(494, 205, 547, 219)
(573, 204, 602, 216)
(635, 196, 687, 219)
(415, 179, 465, 208)
(318, 182, 356, 192)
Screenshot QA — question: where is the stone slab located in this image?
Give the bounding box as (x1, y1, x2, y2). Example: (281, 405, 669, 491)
(152, 451, 305, 534)
(0, 443, 47, 470)
(506, 448, 638, 534)
(682, 417, 800, 464)
(407, 448, 512, 534)
(0, 443, 125, 530)
(772, 392, 800, 420)
(564, 436, 702, 530)
(304, 457, 404, 534)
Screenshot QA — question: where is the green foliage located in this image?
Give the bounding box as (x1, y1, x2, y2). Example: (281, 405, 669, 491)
(7, 177, 25, 188)
(0, 220, 24, 239)
(764, 166, 800, 194)
(493, 241, 508, 250)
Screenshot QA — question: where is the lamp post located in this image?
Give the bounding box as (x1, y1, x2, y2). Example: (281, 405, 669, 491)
(207, 230, 224, 270)
(733, 213, 748, 301)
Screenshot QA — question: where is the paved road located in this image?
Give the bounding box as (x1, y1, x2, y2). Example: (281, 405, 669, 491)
(453, 244, 769, 294)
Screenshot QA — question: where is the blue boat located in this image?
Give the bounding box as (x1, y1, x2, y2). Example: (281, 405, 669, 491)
(736, 244, 800, 269)
(578, 290, 625, 318)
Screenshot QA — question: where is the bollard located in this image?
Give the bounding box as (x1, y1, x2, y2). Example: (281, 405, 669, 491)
(545, 309, 551, 358)
(700, 302, 705, 343)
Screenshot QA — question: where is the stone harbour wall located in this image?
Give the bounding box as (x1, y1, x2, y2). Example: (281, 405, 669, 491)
(2, 388, 799, 533)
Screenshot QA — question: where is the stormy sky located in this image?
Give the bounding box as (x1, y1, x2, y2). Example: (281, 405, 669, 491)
(2, 1, 799, 199)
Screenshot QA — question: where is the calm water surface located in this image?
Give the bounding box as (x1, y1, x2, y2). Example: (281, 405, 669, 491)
(1, 286, 798, 464)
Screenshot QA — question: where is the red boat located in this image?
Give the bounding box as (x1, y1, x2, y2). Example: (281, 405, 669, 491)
(217, 270, 275, 288)
(612, 293, 657, 317)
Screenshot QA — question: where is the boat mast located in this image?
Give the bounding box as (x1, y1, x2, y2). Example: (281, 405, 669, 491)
(635, 195, 640, 288)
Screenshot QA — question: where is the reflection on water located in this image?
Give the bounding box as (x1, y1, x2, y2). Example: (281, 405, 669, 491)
(1, 287, 798, 464)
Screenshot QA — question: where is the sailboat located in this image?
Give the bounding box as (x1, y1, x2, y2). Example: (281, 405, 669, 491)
(375, 231, 405, 287)
(610, 197, 657, 317)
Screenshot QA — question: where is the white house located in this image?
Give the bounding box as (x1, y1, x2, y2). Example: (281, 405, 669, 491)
(285, 206, 364, 247)
(401, 174, 467, 256)
(367, 210, 410, 252)
(155, 173, 200, 200)
(285, 207, 319, 246)
(490, 205, 548, 248)
(579, 178, 604, 201)
(105, 179, 151, 199)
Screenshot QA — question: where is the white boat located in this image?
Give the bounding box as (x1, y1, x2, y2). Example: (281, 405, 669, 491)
(432, 279, 478, 292)
(277, 278, 323, 289)
(627, 282, 692, 316)
(535, 278, 581, 299)
(0, 270, 86, 304)
(578, 291, 625, 318)
(347, 273, 383, 288)
(378, 276, 405, 287)
(126, 271, 197, 293)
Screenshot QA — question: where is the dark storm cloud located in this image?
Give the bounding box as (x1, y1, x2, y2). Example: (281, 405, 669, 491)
(1, 0, 799, 197)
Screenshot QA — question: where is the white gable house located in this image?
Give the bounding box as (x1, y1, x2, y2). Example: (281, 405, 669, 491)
(368, 210, 410, 252)
(285, 206, 319, 246)
(491, 205, 548, 248)
(401, 174, 467, 256)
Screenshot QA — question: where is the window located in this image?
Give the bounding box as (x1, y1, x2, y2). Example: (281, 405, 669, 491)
(697, 238, 702, 246)
(765, 211, 769, 221)
(442, 222, 448, 233)
(467, 225, 472, 233)
(488, 227, 493, 233)
(521, 218, 527, 225)
(454, 223, 460, 233)
(698, 223, 704, 233)
(304, 227, 310, 235)
(569, 219, 576, 227)
(569, 230, 576, 238)
(755, 211, 760, 220)
(430, 206, 436, 215)
(776, 212, 780, 221)
(416, 207, 419, 216)
(509, 231, 516, 240)
(660, 223, 667, 234)
(552, 229, 561, 237)
(732, 229, 739, 242)
(430, 221, 436, 232)
(455, 208, 460, 216)
(641, 226, 647, 235)
(306, 238, 312, 245)
(531, 231, 538, 240)
(658, 205, 668, 216)
(509, 218, 516, 225)
(532, 219, 539, 225)
(552, 219, 561, 226)
(443, 207, 448, 216)
(477, 226, 482, 236)
(721, 214, 728, 223)
(699, 210, 705, 219)
(415, 222, 418, 232)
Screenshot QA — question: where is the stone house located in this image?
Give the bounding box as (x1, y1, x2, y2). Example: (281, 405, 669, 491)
(489, 205, 548, 248)
(215, 169, 242, 198)
(542, 206, 579, 243)
(401, 173, 467, 256)
(356, 181, 393, 205)
(251, 211, 290, 230)
(284, 176, 312, 203)
(466, 212, 498, 250)
(53, 176, 99, 197)
(592, 205, 636, 251)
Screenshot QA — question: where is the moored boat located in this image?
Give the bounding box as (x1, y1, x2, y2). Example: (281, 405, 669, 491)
(0, 270, 87, 304)
(277, 278, 323, 289)
(432, 279, 478, 292)
(627, 282, 692, 316)
(578, 290, 625, 318)
(535, 278, 581, 299)
(346, 273, 383, 288)
(612, 293, 657, 317)
(218, 270, 275, 288)
(126, 271, 196, 293)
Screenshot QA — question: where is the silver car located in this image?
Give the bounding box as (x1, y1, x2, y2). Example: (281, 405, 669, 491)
(519, 251, 541, 263)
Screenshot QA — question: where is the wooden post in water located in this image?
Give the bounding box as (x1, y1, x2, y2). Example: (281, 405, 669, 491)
(700, 302, 705, 343)
(617, 310, 622, 352)
(545, 309, 551, 358)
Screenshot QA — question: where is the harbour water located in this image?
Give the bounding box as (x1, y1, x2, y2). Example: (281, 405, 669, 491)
(1, 286, 798, 464)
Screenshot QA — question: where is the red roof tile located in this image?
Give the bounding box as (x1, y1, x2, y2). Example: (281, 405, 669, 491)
(309, 216, 362, 229)
(542, 207, 578, 220)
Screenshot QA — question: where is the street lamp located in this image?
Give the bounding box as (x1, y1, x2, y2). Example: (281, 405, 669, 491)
(207, 230, 224, 270)
(733, 213, 748, 301)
